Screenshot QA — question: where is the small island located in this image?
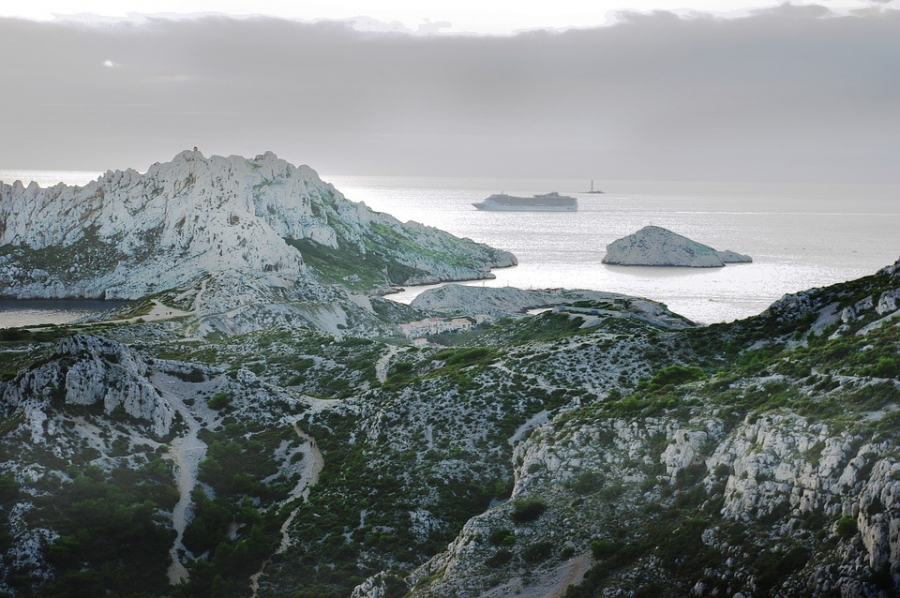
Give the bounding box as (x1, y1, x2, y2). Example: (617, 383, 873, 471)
(601, 225, 752, 267)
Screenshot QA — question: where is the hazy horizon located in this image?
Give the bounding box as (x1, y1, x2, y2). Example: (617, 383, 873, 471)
(2, 3, 899, 184)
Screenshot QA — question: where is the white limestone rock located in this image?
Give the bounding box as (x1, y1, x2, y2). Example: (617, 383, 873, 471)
(842, 296, 875, 323)
(410, 285, 619, 317)
(876, 289, 900, 315)
(351, 573, 389, 598)
(0, 334, 173, 438)
(662, 429, 709, 476)
(409, 284, 695, 328)
(408, 399, 900, 598)
(601, 225, 751, 267)
(0, 150, 515, 299)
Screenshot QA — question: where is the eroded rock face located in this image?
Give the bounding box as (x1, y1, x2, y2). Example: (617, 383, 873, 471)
(0, 334, 173, 438)
(0, 150, 515, 299)
(601, 225, 751, 267)
(408, 406, 900, 598)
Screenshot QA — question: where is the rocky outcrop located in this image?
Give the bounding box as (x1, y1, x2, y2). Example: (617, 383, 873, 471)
(408, 403, 900, 598)
(0, 150, 515, 299)
(754, 256, 900, 342)
(0, 334, 173, 438)
(409, 285, 616, 317)
(409, 283, 695, 328)
(601, 225, 751, 267)
(153, 270, 402, 339)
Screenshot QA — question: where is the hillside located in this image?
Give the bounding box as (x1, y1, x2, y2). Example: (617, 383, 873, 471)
(1, 155, 899, 597)
(0, 256, 898, 598)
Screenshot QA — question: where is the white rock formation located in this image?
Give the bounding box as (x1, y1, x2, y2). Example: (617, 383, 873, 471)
(0, 150, 515, 299)
(408, 406, 900, 598)
(410, 285, 620, 316)
(601, 225, 751, 267)
(0, 334, 173, 438)
(409, 284, 694, 328)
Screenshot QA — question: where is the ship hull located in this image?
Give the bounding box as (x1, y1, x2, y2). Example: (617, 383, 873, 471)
(472, 192, 578, 212)
(472, 203, 577, 211)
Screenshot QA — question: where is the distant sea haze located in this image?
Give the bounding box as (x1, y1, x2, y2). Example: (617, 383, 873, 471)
(2, 170, 899, 328)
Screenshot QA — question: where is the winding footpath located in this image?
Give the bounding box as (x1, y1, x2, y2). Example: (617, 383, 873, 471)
(277, 420, 325, 548)
(150, 372, 213, 585)
(249, 417, 324, 597)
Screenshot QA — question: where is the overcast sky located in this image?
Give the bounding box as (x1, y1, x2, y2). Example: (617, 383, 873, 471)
(1, 1, 898, 182)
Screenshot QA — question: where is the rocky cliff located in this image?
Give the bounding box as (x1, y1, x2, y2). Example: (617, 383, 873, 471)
(1, 251, 898, 597)
(0, 150, 515, 300)
(602, 225, 752, 267)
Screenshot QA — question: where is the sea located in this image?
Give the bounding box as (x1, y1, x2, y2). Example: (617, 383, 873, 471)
(1, 170, 898, 328)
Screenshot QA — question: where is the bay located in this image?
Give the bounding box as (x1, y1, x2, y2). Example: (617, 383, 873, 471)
(0, 299, 125, 329)
(1, 169, 898, 327)
(324, 176, 900, 324)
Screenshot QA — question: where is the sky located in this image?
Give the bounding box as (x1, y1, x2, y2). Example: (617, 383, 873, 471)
(1, 1, 898, 182)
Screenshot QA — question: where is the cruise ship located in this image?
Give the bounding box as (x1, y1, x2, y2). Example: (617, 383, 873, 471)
(472, 192, 578, 212)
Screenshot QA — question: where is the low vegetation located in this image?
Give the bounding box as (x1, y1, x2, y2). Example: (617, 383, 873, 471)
(1, 259, 899, 598)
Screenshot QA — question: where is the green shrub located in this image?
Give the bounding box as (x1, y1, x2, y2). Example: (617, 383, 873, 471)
(0, 328, 31, 342)
(0, 475, 20, 504)
(510, 498, 546, 524)
(836, 516, 857, 539)
(485, 549, 513, 568)
(208, 392, 232, 410)
(173, 367, 206, 383)
(754, 546, 809, 593)
(590, 539, 618, 560)
(489, 528, 515, 546)
(523, 541, 554, 563)
(647, 364, 705, 392)
(567, 470, 604, 495)
(432, 347, 493, 367)
(874, 357, 899, 379)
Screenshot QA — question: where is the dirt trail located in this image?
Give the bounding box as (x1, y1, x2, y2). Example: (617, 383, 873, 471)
(249, 417, 324, 597)
(375, 345, 400, 384)
(151, 373, 211, 585)
(118, 278, 207, 325)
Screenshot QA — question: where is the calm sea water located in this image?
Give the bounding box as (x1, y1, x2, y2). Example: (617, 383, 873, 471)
(324, 176, 900, 324)
(1, 170, 898, 327)
(0, 299, 124, 329)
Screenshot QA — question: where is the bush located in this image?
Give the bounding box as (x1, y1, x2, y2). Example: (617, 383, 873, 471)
(510, 498, 546, 524)
(0, 328, 31, 341)
(590, 539, 618, 560)
(0, 475, 20, 504)
(647, 364, 705, 392)
(523, 541, 554, 563)
(485, 549, 513, 568)
(173, 367, 206, 383)
(208, 392, 232, 410)
(432, 347, 493, 367)
(836, 516, 857, 539)
(567, 471, 604, 495)
(874, 357, 899, 379)
(754, 546, 809, 592)
(489, 528, 515, 546)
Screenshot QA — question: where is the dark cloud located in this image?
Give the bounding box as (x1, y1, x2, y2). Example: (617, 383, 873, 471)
(1, 8, 898, 182)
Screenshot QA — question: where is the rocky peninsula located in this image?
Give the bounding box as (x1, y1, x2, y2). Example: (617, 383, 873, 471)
(0, 150, 515, 301)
